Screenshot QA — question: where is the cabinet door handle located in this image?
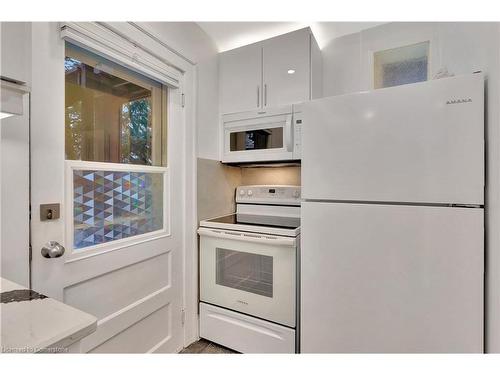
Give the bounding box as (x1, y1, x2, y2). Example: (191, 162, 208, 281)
(257, 86, 260, 107)
(264, 84, 267, 107)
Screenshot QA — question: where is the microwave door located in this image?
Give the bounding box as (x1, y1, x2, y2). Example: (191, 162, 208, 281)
(230, 128, 282, 152)
(224, 125, 292, 163)
(221, 106, 296, 163)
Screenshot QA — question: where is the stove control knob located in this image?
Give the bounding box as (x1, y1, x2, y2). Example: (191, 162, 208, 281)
(247, 190, 253, 196)
(293, 190, 300, 198)
(239, 189, 245, 196)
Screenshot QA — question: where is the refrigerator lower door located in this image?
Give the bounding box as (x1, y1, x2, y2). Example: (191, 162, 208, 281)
(301, 201, 483, 353)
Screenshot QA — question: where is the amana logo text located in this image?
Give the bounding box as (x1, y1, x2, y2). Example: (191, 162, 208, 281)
(446, 98, 473, 105)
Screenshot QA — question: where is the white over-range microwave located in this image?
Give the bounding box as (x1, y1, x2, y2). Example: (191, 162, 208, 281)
(221, 104, 302, 163)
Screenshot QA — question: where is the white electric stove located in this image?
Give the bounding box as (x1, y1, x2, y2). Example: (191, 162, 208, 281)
(198, 185, 301, 353)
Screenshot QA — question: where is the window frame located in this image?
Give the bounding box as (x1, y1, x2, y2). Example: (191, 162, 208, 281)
(372, 40, 430, 90)
(64, 43, 172, 260)
(64, 160, 171, 261)
(65, 43, 168, 167)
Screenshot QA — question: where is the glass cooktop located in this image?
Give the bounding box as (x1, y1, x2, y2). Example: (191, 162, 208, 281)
(206, 213, 300, 230)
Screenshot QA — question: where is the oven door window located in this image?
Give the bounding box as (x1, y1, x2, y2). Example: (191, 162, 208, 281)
(216, 248, 273, 298)
(229, 127, 283, 151)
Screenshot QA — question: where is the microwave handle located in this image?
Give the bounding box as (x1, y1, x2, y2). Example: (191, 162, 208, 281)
(285, 115, 293, 152)
(197, 227, 297, 247)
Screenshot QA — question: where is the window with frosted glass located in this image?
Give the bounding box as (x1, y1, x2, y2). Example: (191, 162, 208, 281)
(374, 41, 429, 89)
(65, 43, 167, 166)
(73, 170, 163, 249)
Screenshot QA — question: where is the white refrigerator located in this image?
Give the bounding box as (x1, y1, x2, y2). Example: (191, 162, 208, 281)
(300, 73, 484, 353)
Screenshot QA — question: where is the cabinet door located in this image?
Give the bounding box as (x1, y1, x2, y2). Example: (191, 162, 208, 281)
(219, 43, 262, 114)
(0, 22, 30, 84)
(262, 29, 310, 108)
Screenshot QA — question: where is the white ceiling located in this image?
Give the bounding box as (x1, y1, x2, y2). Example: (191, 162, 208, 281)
(197, 22, 385, 52)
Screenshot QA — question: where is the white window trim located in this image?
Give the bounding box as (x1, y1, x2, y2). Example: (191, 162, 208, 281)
(362, 29, 438, 90)
(60, 22, 182, 88)
(64, 160, 171, 263)
(373, 41, 430, 89)
(368, 39, 433, 90)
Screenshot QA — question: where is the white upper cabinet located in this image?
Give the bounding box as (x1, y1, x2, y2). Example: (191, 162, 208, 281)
(262, 28, 312, 108)
(0, 22, 30, 84)
(219, 43, 263, 114)
(219, 27, 321, 115)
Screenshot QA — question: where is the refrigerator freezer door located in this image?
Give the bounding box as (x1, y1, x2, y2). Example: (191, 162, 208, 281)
(301, 202, 483, 353)
(302, 74, 484, 205)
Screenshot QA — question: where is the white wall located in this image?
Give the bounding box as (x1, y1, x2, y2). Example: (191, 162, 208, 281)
(1, 95, 30, 287)
(0, 22, 32, 287)
(136, 22, 220, 161)
(322, 22, 499, 96)
(193, 39, 219, 161)
(322, 22, 500, 352)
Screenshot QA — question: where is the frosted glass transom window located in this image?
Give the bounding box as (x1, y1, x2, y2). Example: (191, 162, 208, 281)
(73, 170, 163, 249)
(374, 41, 429, 89)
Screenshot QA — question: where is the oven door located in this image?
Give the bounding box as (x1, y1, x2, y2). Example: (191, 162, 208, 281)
(198, 227, 297, 328)
(222, 106, 295, 163)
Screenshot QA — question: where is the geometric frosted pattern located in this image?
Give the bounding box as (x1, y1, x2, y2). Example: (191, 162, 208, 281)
(73, 170, 163, 249)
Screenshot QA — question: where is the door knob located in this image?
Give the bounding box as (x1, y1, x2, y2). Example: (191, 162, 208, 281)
(41, 241, 65, 258)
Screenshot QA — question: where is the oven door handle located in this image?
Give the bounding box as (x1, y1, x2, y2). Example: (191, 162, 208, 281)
(197, 227, 297, 247)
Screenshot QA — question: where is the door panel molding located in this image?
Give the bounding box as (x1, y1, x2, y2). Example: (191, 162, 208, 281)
(88, 303, 173, 353)
(63, 251, 172, 318)
(64, 244, 172, 286)
(80, 286, 172, 352)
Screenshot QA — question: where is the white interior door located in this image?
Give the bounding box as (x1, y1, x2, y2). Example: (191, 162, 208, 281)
(29, 23, 185, 353)
(301, 201, 484, 353)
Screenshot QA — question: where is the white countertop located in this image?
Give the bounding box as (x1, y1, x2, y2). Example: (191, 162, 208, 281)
(0, 278, 97, 353)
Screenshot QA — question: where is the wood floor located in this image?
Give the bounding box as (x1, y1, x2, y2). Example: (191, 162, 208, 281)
(180, 339, 236, 354)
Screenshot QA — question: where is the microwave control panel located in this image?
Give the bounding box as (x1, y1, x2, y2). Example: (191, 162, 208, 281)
(293, 107, 302, 159)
